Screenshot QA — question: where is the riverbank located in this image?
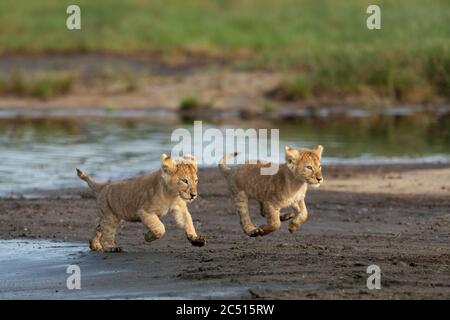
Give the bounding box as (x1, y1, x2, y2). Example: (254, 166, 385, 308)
(1, 165, 449, 299)
(1, 53, 449, 115)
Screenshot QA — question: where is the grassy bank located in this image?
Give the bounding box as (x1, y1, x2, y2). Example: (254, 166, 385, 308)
(0, 71, 76, 99)
(0, 0, 448, 103)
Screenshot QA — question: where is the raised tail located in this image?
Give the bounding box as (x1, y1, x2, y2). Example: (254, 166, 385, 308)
(76, 168, 106, 193)
(218, 152, 238, 177)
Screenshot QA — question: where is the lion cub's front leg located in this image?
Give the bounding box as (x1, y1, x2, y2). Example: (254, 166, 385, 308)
(260, 202, 294, 222)
(138, 210, 166, 243)
(172, 200, 206, 247)
(288, 199, 308, 233)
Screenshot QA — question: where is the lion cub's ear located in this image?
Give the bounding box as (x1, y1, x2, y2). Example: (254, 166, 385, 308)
(313, 145, 324, 159)
(183, 154, 198, 171)
(285, 146, 299, 163)
(161, 154, 177, 174)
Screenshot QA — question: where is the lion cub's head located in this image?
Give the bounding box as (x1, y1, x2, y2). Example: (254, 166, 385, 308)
(285, 145, 324, 187)
(161, 154, 198, 202)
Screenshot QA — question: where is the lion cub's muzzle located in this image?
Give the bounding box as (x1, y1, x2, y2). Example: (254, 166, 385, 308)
(180, 191, 198, 202)
(189, 192, 197, 200)
(307, 176, 323, 188)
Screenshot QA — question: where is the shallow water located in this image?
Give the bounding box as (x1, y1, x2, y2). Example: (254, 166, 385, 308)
(0, 240, 87, 298)
(0, 239, 247, 299)
(0, 113, 449, 196)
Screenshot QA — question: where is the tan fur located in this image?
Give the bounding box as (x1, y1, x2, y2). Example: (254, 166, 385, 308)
(77, 154, 205, 252)
(219, 145, 324, 237)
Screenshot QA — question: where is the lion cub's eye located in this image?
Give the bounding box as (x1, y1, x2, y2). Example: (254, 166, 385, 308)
(305, 165, 313, 170)
(181, 178, 189, 184)
(194, 178, 198, 184)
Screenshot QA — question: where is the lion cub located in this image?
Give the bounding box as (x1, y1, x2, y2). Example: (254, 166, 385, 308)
(219, 145, 324, 237)
(76, 154, 206, 252)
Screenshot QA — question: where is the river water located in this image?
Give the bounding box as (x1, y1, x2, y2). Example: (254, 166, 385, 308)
(1, 113, 449, 196)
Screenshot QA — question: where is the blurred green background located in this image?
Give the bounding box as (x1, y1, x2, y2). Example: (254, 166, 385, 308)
(0, 0, 449, 101)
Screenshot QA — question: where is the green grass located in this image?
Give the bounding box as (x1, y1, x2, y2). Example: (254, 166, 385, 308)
(0, 0, 448, 101)
(178, 96, 214, 110)
(263, 100, 278, 112)
(269, 45, 450, 102)
(1, 1, 448, 59)
(179, 96, 200, 111)
(0, 71, 76, 99)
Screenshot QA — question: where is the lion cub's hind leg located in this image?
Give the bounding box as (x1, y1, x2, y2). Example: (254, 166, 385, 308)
(98, 211, 122, 253)
(251, 202, 281, 237)
(234, 192, 260, 237)
(89, 218, 103, 251)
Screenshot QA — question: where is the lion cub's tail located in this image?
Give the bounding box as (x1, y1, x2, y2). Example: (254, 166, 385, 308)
(76, 168, 106, 193)
(218, 152, 238, 177)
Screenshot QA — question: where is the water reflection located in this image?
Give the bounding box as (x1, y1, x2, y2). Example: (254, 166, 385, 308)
(0, 113, 449, 196)
(278, 113, 450, 158)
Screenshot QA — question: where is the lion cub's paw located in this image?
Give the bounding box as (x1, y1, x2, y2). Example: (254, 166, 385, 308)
(190, 235, 206, 247)
(144, 232, 157, 243)
(249, 227, 265, 237)
(280, 212, 295, 222)
(89, 241, 102, 252)
(103, 246, 123, 253)
(288, 222, 299, 233)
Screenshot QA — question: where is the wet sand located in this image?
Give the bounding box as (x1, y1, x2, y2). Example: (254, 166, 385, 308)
(0, 165, 449, 299)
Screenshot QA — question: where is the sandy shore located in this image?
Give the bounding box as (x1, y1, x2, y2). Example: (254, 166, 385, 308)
(322, 166, 450, 196)
(0, 70, 281, 111)
(0, 165, 449, 299)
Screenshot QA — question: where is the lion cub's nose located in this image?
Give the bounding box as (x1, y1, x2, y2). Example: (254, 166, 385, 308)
(190, 193, 197, 199)
(317, 177, 323, 182)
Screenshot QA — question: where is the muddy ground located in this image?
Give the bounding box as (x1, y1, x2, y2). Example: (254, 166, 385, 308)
(0, 165, 449, 299)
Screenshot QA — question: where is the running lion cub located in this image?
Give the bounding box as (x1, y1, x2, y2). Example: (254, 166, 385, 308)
(219, 145, 323, 237)
(76, 154, 206, 252)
